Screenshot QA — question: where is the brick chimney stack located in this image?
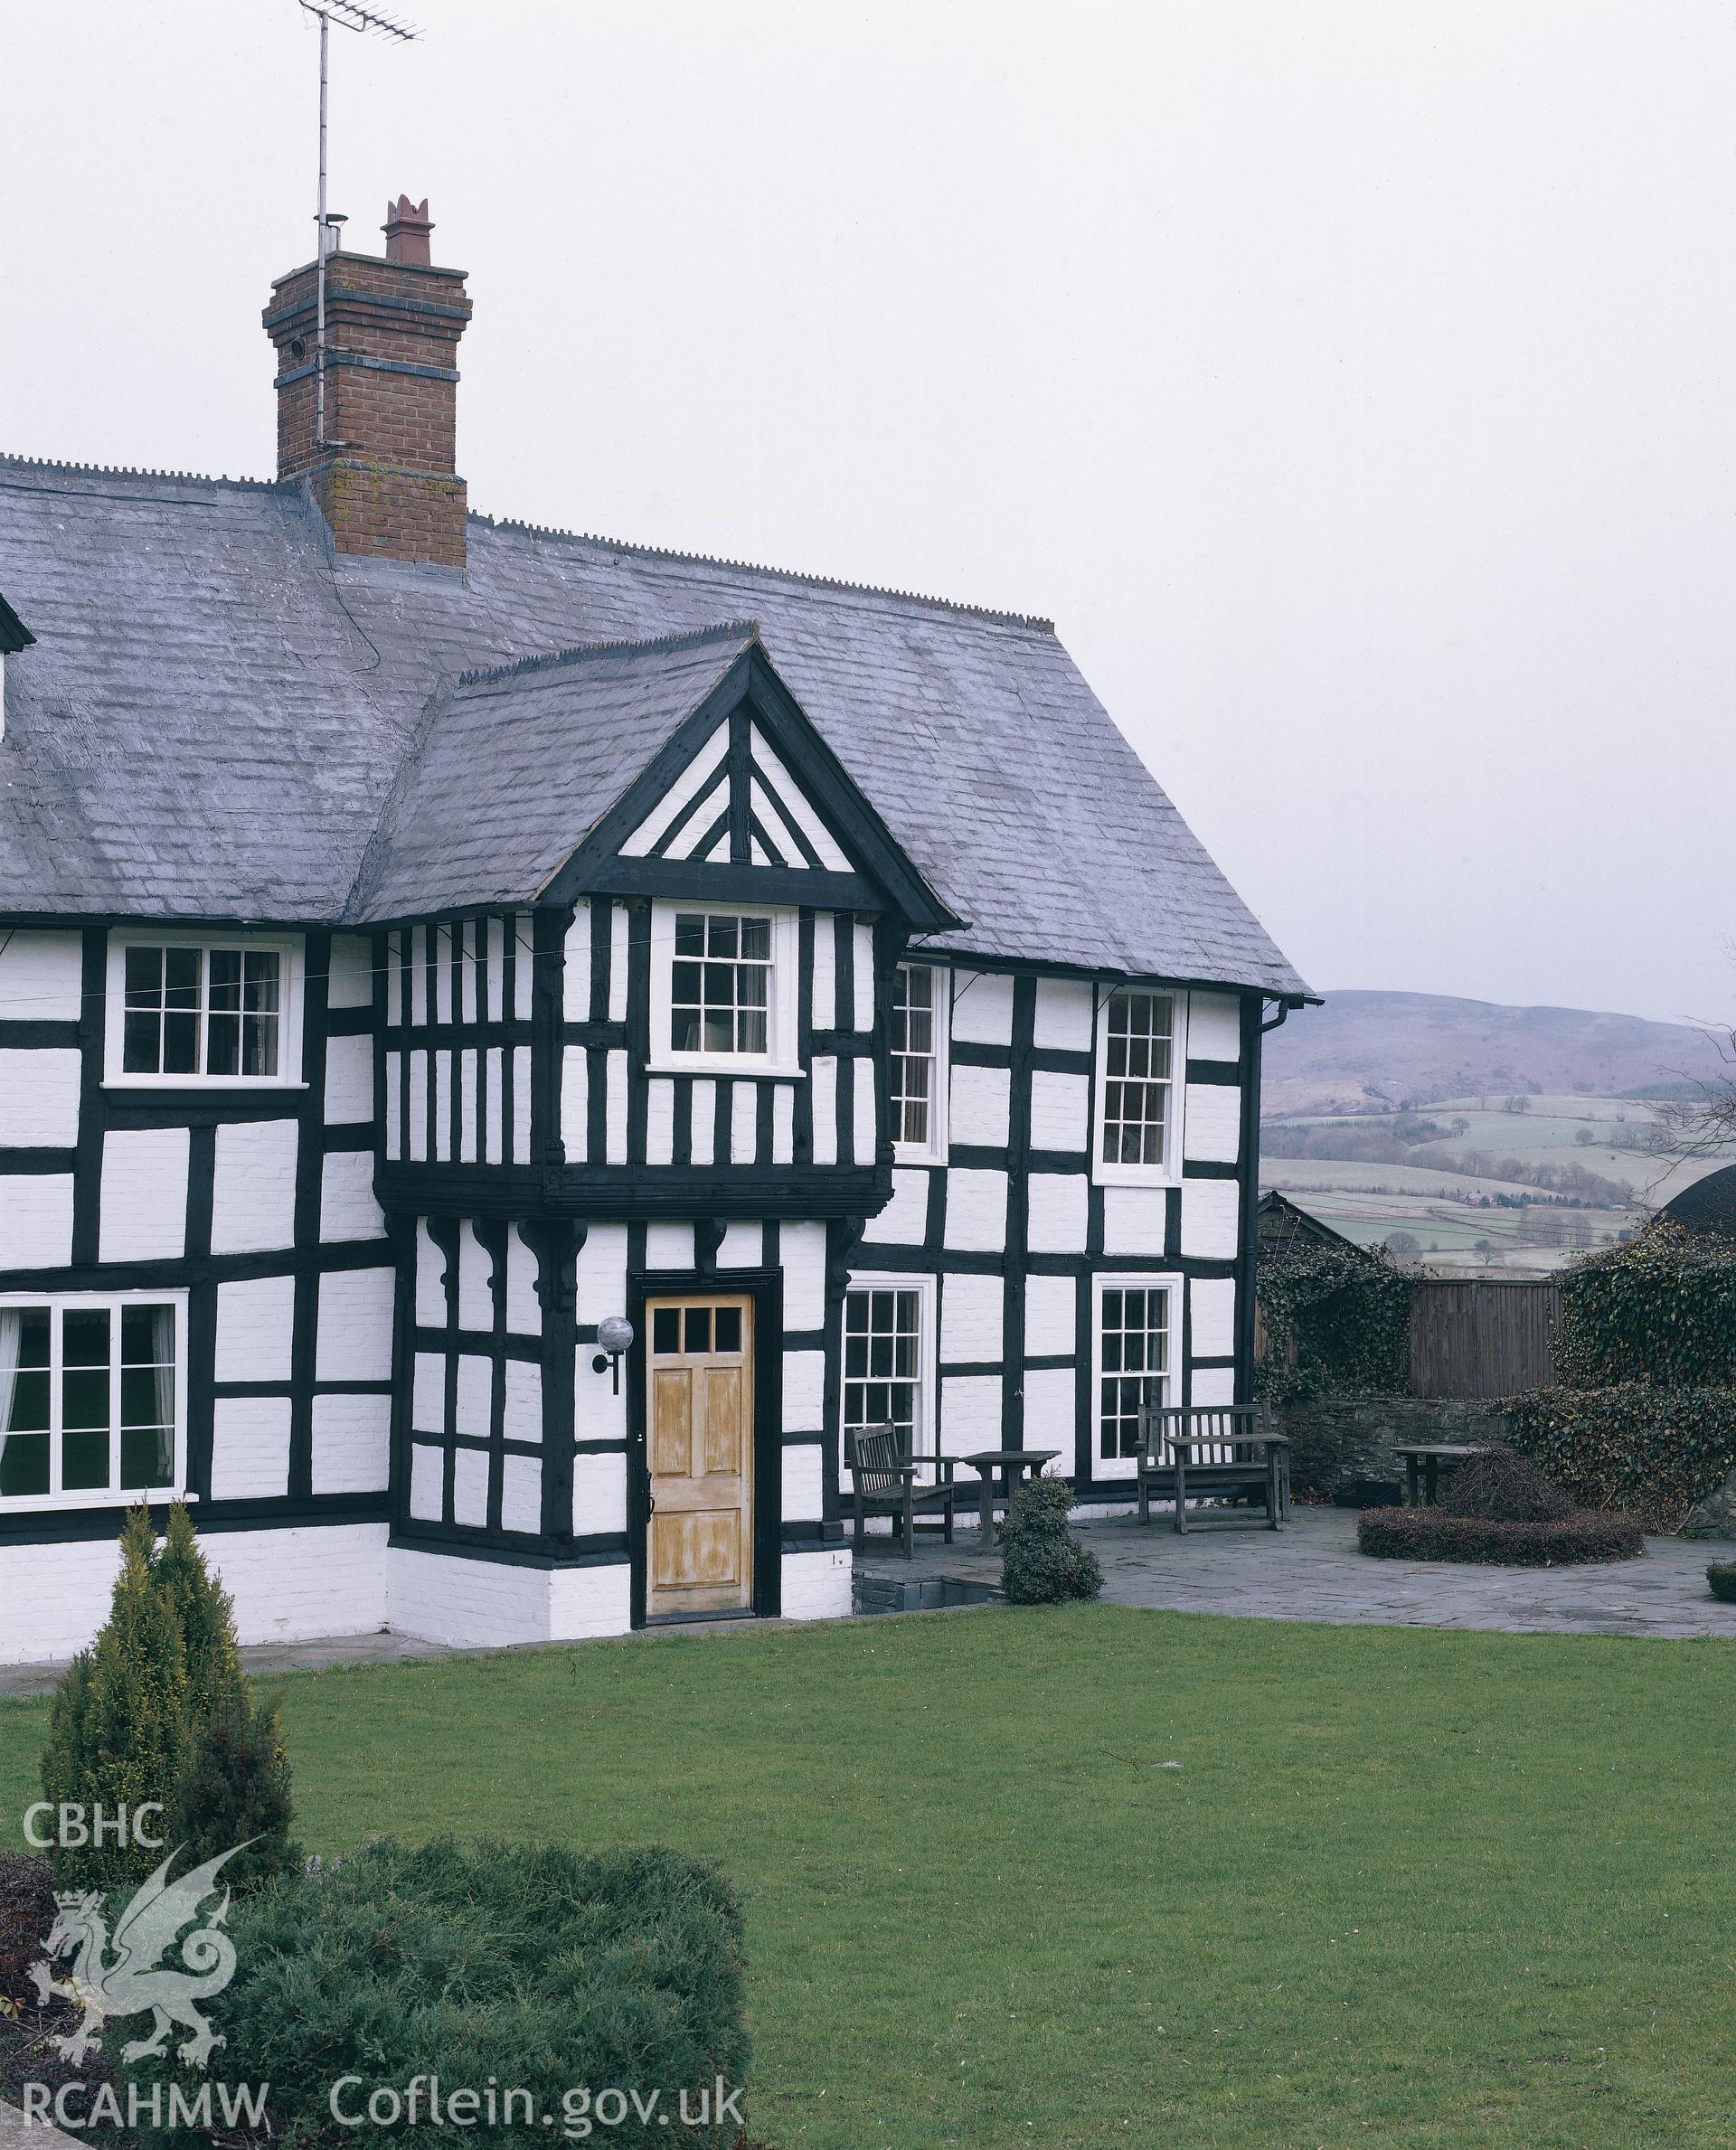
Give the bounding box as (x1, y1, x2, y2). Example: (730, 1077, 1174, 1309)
(262, 196, 472, 568)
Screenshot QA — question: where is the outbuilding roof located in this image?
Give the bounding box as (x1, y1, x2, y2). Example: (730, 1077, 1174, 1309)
(0, 457, 1309, 995)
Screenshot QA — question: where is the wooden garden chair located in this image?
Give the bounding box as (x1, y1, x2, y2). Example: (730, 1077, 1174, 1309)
(845, 1424, 963, 1560)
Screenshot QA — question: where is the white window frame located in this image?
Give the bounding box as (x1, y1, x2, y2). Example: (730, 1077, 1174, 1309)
(843, 1270, 938, 1466)
(646, 902, 801, 1077)
(0, 1289, 189, 1513)
(1091, 985, 1187, 1187)
(891, 962, 949, 1165)
(104, 929, 306, 1089)
(1090, 1271, 1180, 1481)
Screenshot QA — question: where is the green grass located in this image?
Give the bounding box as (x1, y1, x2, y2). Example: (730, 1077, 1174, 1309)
(5, 1608, 1735, 2147)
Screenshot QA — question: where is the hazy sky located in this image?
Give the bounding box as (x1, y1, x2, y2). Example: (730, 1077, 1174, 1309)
(5, 2, 1731, 1024)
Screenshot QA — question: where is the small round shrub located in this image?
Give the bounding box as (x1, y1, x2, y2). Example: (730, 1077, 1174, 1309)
(1001, 1474, 1103, 1605)
(1708, 1562, 1736, 1604)
(1439, 1446, 1571, 1524)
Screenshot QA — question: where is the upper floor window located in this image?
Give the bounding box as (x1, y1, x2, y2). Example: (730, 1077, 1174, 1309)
(892, 963, 948, 1162)
(105, 934, 303, 1088)
(648, 905, 798, 1077)
(1094, 988, 1184, 1183)
(0, 1295, 183, 1510)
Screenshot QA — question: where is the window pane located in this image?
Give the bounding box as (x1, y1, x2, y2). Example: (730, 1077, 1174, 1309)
(122, 1009, 161, 1074)
(120, 1426, 174, 1491)
(207, 949, 242, 1011)
(674, 915, 704, 957)
(844, 1287, 925, 1456)
(0, 1432, 49, 1497)
(124, 946, 163, 1004)
(1100, 992, 1172, 1168)
(62, 1369, 109, 1431)
(671, 1009, 702, 1052)
(206, 1012, 241, 1077)
(62, 1429, 110, 1492)
(163, 1011, 200, 1075)
(684, 1307, 712, 1353)
(121, 1306, 174, 1364)
(740, 918, 770, 961)
(714, 1307, 742, 1353)
(165, 948, 201, 1005)
(120, 1366, 166, 1429)
(652, 1308, 680, 1354)
(6, 1369, 49, 1433)
(62, 1307, 110, 1367)
(708, 917, 737, 959)
(242, 1011, 278, 1079)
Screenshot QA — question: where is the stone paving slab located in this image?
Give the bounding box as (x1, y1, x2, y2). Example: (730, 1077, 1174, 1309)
(0, 2099, 71, 2145)
(857, 1504, 1736, 1640)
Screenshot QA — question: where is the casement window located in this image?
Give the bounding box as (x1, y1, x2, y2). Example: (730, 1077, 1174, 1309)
(0, 1294, 184, 1510)
(891, 963, 949, 1163)
(1093, 987, 1185, 1184)
(105, 934, 303, 1088)
(844, 1275, 936, 1461)
(647, 904, 799, 1076)
(1092, 1276, 1177, 1469)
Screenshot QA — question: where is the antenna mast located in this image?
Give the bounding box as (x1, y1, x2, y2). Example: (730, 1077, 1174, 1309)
(297, 0, 420, 451)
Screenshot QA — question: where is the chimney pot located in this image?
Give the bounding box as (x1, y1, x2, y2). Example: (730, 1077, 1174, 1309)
(383, 194, 434, 266)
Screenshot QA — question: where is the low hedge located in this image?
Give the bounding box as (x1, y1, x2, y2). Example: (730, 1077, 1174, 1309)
(117, 1837, 750, 2147)
(1357, 1507, 1645, 1565)
(1553, 1223, 1736, 1387)
(1505, 1383, 1736, 1525)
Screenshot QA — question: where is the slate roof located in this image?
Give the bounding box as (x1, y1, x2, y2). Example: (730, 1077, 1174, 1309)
(0, 457, 1310, 995)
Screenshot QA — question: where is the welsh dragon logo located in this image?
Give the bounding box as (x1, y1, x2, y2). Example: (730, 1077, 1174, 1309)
(28, 1844, 249, 2071)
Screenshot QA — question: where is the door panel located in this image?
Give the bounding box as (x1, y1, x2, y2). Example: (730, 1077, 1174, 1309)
(645, 1295, 753, 1617)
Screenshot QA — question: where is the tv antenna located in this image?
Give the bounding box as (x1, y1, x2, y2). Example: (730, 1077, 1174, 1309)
(297, 0, 420, 449)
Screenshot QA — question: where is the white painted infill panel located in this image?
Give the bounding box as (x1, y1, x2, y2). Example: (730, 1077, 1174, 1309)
(431, 1048, 451, 1161)
(211, 1119, 297, 1256)
(1026, 1172, 1089, 1253)
(513, 1046, 533, 1165)
(852, 1059, 876, 1165)
(316, 1267, 394, 1382)
(783, 1351, 826, 1433)
(719, 1221, 763, 1267)
(458, 1223, 493, 1332)
(409, 1443, 443, 1522)
(608, 904, 630, 1023)
(561, 1045, 589, 1161)
(215, 1274, 296, 1384)
(210, 1397, 292, 1501)
(782, 1221, 827, 1329)
(620, 724, 729, 855)
(811, 915, 836, 1030)
(320, 1151, 385, 1242)
(951, 969, 1014, 1046)
(811, 1057, 838, 1165)
(750, 723, 851, 870)
(1184, 1082, 1241, 1165)
(1191, 1365, 1236, 1406)
(1102, 1186, 1169, 1256)
(384, 1051, 401, 1159)
(434, 924, 454, 1024)
(458, 1049, 479, 1163)
(411, 1350, 445, 1431)
(941, 1271, 1003, 1363)
(513, 915, 534, 1021)
(0, 1048, 80, 1146)
(853, 924, 875, 1032)
(456, 921, 477, 1025)
(705, 832, 731, 863)
(1033, 976, 1094, 1054)
(1024, 1274, 1077, 1358)
(1029, 1069, 1090, 1151)
(950, 1062, 1010, 1147)
(0, 1177, 72, 1268)
(1188, 991, 1242, 1063)
(572, 1451, 627, 1535)
(501, 1455, 542, 1535)
(562, 901, 591, 1019)
(0, 929, 81, 1020)
(99, 1128, 188, 1262)
(782, 1444, 824, 1523)
(945, 1168, 1008, 1252)
(1190, 1276, 1237, 1359)
(772, 1083, 795, 1165)
(409, 926, 429, 1025)
(1182, 1179, 1241, 1260)
(1023, 1367, 1078, 1457)
(663, 769, 730, 859)
(484, 1047, 504, 1164)
(455, 1352, 492, 1438)
(863, 1165, 929, 1246)
(749, 777, 807, 866)
(326, 934, 373, 1011)
(506, 1228, 542, 1334)
(939, 1373, 1002, 1456)
(407, 1052, 429, 1163)
(605, 1051, 629, 1166)
(575, 1222, 629, 1325)
(731, 1080, 758, 1164)
(503, 1360, 542, 1443)
(646, 1078, 675, 1165)
(453, 1447, 489, 1528)
(388, 933, 406, 1025)
(689, 1078, 717, 1166)
(647, 1221, 694, 1270)
(324, 1033, 373, 1125)
(415, 1221, 448, 1328)
(310, 1393, 390, 1494)
(485, 918, 505, 1024)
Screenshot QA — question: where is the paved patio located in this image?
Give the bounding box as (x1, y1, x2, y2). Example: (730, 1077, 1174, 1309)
(854, 1504, 1736, 1640)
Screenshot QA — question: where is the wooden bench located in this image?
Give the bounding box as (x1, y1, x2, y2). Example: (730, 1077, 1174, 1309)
(1136, 1402, 1290, 1532)
(845, 1424, 964, 1559)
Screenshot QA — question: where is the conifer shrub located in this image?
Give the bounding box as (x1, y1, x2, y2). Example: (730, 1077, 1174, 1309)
(120, 1838, 752, 2149)
(1001, 1474, 1103, 1605)
(155, 1501, 244, 1729)
(175, 1684, 301, 1896)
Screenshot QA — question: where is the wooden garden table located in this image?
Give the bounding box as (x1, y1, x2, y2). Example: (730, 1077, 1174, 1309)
(960, 1448, 1061, 1549)
(1394, 1442, 1493, 1507)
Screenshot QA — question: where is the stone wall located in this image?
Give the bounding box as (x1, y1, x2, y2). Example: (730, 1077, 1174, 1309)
(1277, 1395, 1513, 1497)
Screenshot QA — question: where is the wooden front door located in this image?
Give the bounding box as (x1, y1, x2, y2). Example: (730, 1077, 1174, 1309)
(645, 1295, 755, 1618)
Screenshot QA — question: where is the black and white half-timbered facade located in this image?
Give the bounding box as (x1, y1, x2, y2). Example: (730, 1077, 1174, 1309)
(0, 203, 1308, 1659)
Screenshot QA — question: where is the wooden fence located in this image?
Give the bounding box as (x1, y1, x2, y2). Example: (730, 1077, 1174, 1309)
(1407, 1279, 1561, 1399)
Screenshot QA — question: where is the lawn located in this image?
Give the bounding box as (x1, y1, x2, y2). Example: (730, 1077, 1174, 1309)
(5, 1607, 1734, 2147)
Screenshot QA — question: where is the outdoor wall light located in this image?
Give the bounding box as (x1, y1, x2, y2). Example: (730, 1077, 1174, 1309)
(592, 1315, 635, 1394)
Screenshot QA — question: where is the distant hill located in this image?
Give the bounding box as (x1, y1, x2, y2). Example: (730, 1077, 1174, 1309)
(1263, 989, 1730, 1118)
